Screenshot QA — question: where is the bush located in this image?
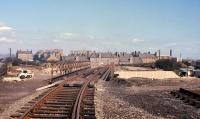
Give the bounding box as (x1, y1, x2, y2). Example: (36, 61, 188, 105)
(155, 59, 181, 71)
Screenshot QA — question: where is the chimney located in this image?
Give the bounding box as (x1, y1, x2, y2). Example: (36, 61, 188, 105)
(158, 49, 161, 59)
(154, 52, 157, 56)
(170, 49, 172, 57)
(9, 48, 11, 58)
(134, 51, 136, 56)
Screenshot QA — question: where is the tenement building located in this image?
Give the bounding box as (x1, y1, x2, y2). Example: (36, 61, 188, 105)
(16, 50, 33, 61)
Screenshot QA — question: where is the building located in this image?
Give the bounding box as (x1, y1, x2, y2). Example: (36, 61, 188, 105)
(0, 62, 6, 76)
(196, 60, 200, 69)
(139, 53, 157, 64)
(16, 50, 33, 61)
(118, 52, 131, 65)
(90, 52, 119, 68)
(130, 57, 143, 65)
(69, 50, 95, 58)
(34, 49, 64, 62)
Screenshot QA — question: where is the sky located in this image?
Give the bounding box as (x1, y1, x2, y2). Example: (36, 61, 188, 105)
(0, 0, 200, 59)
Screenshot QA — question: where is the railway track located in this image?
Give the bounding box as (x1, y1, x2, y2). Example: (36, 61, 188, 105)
(10, 67, 111, 119)
(171, 88, 200, 108)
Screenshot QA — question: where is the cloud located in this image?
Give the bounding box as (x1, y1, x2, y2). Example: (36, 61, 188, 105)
(131, 38, 144, 43)
(54, 32, 93, 43)
(0, 24, 16, 43)
(59, 32, 73, 39)
(0, 36, 16, 43)
(53, 39, 59, 43)
(164, 42, 177, 47)
(0, 26, 13, 31)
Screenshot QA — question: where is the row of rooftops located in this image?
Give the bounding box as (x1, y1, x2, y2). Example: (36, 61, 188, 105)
(16, 50, 32, 54)
(15, 49, 175, 62)
(89, 52, 156, 58)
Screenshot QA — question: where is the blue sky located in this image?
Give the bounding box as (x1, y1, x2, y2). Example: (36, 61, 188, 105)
(0, 0, 200, 59)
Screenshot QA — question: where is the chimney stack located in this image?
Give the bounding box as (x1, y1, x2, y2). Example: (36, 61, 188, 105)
(9, 48, 11, 58)
(170, 49, 172, 57)
(158, 49, 161, 59)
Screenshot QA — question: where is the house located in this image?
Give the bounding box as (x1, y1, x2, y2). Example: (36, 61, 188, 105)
(34, 49, 64, 62)
(130, 57, 143, 64)
(118, 52, 132, 65)
(90, 52, 119, 68)
(139, 54, 157, 64)
(16, 50, 33, 61)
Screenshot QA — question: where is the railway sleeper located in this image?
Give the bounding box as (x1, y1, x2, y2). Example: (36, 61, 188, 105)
(44, 102, 74, 105)
(83, 102, 94, 105)
(84, 98, 94, 101)
(10, 114, 22, 118)
(53, 94, 78, 97)
(34, 111, 71, 115)
(85, 94, 94, 97)
(46, 99, 75, 103)
(82, 110, 95, 115)
(49, 96, 77, 99)
(56, 92, 80, 94)
(84, 97, 94, 100)
(58, 89, 80, 91)
(39, 107, 72, 111)
(47, 99, 75, 102)
(63, 83, 82, 87)
(43, 104, 73, 108)
(16, 109, 27, 113)
(28, 101, 37, 103)
(82, 114, 96, 119)
(30, 114, 70, 118)
(83, 107, 95, 110)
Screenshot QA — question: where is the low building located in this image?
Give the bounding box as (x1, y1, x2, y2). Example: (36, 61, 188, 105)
(16, 50, 33, 61)
(139, 54, 157, 64)
(196, 60, 200, 69)
(118, 52, 131, 65)
(90, 52, 119, 68)
(130, 57, 143, 64)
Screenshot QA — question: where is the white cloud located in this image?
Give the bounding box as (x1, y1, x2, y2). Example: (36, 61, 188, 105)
(59, 32, 73, 39)
(0, 36, 16, 43)
(131, 38, 144, 43)
(164, 42, 177, 47)
(54, 32, 94, 43)
(0, 26, 13, 31)
(53, 39, 59, 43)
(0, 24, 16, 43)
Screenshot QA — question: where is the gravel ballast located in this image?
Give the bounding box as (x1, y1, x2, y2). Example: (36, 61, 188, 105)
(95, 78, 200, 119)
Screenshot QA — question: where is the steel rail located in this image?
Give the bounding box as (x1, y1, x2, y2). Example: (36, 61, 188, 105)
(13, 67, 111, 119)
(19, 74, 81, 119)
(72, 67, 110, 119)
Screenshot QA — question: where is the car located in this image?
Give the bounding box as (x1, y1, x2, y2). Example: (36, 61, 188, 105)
(18, 70, 33, 79)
